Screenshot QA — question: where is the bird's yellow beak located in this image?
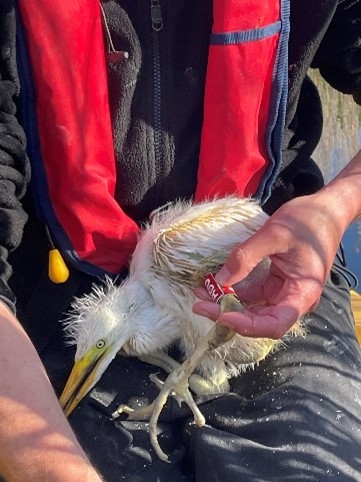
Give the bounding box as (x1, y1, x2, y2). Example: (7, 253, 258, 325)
(59, 346, 109, 417)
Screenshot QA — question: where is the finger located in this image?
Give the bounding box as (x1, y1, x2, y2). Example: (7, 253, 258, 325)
(193, 294, 304, 339)
(216, 304, 299, 339)
(307, 297, 321, 313)
(215, 228, 282, 287)
(193, 300, 221, 322)
(193, 287, 212, 301)
(218, 282, 318, 338)
(193, 300, 298, 338)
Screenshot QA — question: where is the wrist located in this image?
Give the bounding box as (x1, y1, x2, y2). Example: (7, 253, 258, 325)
(312, 151, 361, 232)
(320, 150, 361, 228)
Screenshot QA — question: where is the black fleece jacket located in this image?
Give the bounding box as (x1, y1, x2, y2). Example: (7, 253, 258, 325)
(0, 0, 30, 310)
(0, 0, 360, 313)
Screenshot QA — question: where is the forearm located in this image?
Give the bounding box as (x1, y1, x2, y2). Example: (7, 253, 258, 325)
(314, 149, 361, 231)
(0, 302, 102, 482)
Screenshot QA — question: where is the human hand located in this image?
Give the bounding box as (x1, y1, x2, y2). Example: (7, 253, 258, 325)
(193, 191, 347, 339)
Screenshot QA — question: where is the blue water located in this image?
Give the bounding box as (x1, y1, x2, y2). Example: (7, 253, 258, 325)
(343, 223, 361, 293)
(321, 127, 361, 294)
(311, 73, 361, 294)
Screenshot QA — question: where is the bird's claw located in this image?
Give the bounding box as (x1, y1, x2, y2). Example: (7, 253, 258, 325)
(111, 404, 134, 419)
(111, 402, 155, 421)
(149, 373, 165, 390)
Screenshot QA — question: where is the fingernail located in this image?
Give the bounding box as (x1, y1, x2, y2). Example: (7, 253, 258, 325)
(215, 266, 231, 286)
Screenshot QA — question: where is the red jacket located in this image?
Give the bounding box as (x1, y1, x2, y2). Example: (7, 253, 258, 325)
(17, 0, 289, 275)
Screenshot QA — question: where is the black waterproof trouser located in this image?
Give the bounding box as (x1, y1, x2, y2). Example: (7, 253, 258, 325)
(18, 266, 361, 481)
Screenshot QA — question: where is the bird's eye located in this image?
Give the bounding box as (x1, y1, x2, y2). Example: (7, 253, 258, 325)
(96, 340, 105, 349)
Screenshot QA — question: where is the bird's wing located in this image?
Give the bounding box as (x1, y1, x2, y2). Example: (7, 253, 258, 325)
(150, 197, 268, 287)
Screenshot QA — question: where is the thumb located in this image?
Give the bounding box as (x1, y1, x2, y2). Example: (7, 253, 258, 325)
(215, 230, 272, 287)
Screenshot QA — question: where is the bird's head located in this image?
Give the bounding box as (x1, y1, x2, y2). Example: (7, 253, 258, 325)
(59, 277, 160, 416)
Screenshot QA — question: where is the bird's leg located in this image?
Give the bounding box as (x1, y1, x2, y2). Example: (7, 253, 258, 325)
(113, 273, 244, 461)
(114, 322, 237, 461)
(111, 349, 227, 423)
(110, 348, 215, 428)
(123, 292, 242, 461)
(140, 351, 231, 394)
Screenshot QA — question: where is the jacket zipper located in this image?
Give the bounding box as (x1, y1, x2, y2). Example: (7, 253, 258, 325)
(150, 0, 163, 185)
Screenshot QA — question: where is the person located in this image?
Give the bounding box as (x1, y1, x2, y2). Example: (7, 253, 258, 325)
(0, 0, 360, 481)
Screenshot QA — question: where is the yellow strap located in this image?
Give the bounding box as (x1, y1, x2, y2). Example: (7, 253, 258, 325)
(351, 290, 361, 344)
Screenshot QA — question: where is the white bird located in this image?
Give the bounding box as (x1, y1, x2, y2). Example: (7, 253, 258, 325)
(59, 197, 302, 460)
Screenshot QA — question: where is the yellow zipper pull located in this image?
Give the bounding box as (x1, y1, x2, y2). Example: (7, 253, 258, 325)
(48, 248, 70, 283)
(45, 226, 70, 283)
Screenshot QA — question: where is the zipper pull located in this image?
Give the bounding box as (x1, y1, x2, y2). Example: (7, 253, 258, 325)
(49, 248, 70, 284)
(45, 225, 70, 284)
(151, 0, 163, 31)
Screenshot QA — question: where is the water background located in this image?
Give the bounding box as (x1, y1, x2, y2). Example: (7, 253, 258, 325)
(310, 70, 361, 293)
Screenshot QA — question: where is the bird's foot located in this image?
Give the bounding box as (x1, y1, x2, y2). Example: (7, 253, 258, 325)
(112, 366, 205, 461)
(148, 371, 206, 427)
(113, 314, 239, 460)
(147, 365, 207, 461)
